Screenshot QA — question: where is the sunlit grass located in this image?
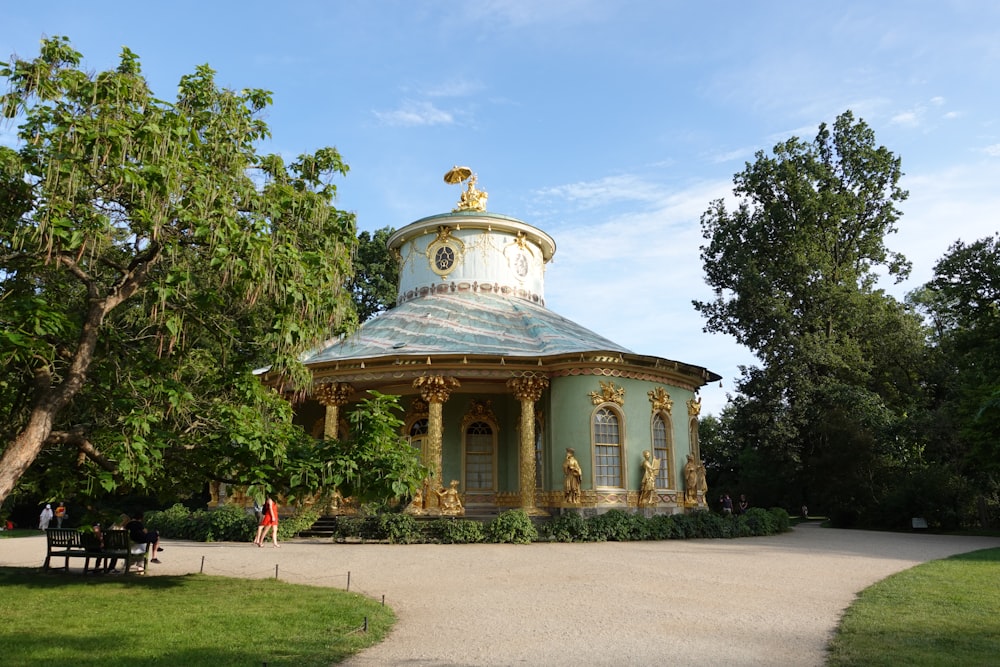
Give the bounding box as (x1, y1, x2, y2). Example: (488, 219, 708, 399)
(827, 548, 1000, 666)
(0, 567, 394, 666)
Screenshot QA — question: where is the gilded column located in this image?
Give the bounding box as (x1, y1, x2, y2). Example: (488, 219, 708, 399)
(507, 376, 549, 516)
(413, 375, 460, 509)
(315, 382, 355, 440)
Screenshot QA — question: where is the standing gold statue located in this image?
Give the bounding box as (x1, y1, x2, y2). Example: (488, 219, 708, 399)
(445, 166, 488, 212)
(684, 454, 699, 503)
(638, 450, 659, 507)
(563, 448, 582, 504)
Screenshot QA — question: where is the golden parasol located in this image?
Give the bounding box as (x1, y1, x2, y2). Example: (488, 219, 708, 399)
(444, 165, 473, 184)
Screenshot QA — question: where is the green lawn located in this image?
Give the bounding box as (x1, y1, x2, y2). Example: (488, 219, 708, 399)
(0, 567, 394, 666)
(827, 548, 1000, 666)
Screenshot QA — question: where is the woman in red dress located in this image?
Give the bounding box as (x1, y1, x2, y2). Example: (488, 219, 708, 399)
(253, 497, 280, 547)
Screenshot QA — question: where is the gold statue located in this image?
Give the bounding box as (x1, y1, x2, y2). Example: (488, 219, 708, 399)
(437, 480, 464, 515)
(445, 165, 488, 212)
(563, 448, 582, 504)
(404, 487, 426, 515)
(684, 454, 699, 503)
(638, 450, 659, 507)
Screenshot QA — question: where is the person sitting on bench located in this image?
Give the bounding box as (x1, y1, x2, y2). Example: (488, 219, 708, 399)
(125, 513, 162, 564)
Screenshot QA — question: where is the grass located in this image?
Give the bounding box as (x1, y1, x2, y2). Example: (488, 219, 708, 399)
(827, 548, 1000, 666)
(0, 567, 395, 666)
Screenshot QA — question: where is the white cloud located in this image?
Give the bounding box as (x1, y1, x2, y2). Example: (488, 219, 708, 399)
(373, 101, 454, 127)
(982, 143, 1000, 157)
(890, 110, 921, 127)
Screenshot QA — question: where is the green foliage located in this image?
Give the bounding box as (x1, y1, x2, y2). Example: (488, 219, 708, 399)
(586, 509, 651, 541)
(376, 513, 418, 544)
(539, 511, 590, 542)
(277, 505, 320, 540)
(146, 503, 257, 542)
(767, 507, 791, 532)
(425, 518, 485, 544)
(647, 514, 680, 540)
(315, 393, 428, 506)
(694, 110, 930, 520)
(348, 226, 399, 323)
(914, 235, 1000, 487)
(0, 37, 357, 505)
(739, 507, 776, 535)
(486, 510, 538, 544)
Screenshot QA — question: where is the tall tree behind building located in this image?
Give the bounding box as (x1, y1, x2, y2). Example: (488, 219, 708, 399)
(694, 111, 926, 521)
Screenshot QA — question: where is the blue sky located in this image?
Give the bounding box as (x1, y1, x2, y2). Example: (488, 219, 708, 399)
(4, 2, 999, 415)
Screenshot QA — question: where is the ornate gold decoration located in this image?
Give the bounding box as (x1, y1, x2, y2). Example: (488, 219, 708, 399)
(413, 375, 461, 403)
(445, 166, 488, 212)
(687, 396, 702, 417)
(315, 382, 355, 406)
(638, 450, 660, 507)
(465, 398, 498, 425)
(436, 480, 465, 516)
(648, 386, 673, 414)
(507, 376, 549, 402)
(403, 488, 426, 515)
(425, 225, 465, 278)
(563, 448, 582, 504)
(405, 397, 429, 426)
(589, 380, 625, 406)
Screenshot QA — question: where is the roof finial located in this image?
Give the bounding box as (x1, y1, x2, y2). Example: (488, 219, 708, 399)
(444, 165, 488, 212)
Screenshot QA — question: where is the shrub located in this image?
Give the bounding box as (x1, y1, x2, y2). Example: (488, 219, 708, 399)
(740, 507, 776, 536)
(426, 518, 485, 544)
(587, 509, 637, 541)
(486, 510, 538, 544)
(768, 507, 791, 533)
(278, 505, 320, 540)
(146, 503, 261, 542)
(647, 514, 678, 540)
(377, 513, 418, 544)
(690, 510, 728, 538)
(541, 512, 589, 542)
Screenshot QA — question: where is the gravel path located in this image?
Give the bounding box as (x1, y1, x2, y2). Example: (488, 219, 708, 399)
(3, 524, 997, 666)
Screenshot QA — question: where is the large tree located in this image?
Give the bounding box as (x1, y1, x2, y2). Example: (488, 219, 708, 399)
(0, 38, 357, 505)
(348, 226, 398, 322)
(914, 235, 1000, 482)
(694, 111, 926, 516)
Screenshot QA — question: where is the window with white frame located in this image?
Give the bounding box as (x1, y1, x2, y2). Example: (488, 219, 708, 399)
(653, 413, 672, 488)
(593, 406, 623, 487)
(465, 421, 494, 490)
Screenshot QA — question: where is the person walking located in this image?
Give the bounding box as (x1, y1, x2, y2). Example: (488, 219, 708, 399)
(54, 502, 68, 528)
(254, 496, 280, 548)
(39, 504, 54, 530)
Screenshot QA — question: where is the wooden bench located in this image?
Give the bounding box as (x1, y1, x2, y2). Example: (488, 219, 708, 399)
(44, 528, 150, 574)
(43, 528, 88, 571)
(100, 529, 151, 574)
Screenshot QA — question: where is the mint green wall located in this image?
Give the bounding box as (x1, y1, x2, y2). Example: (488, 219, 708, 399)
(547, 375, 698, 491)
(438, 394, 519, 492)
(401, 378, 699, 496)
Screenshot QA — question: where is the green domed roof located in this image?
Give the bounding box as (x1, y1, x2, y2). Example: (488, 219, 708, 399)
(304, 291, 631, 363)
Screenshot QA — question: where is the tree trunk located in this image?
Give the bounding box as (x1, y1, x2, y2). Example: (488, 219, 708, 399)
(0, 407, 59, 502)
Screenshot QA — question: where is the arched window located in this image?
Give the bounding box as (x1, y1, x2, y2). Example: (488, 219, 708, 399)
(593, 406, 623, 488)
(408, 418, 428, 457)
(465, 421, 495, 491)
(652, 412, 673, 488)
